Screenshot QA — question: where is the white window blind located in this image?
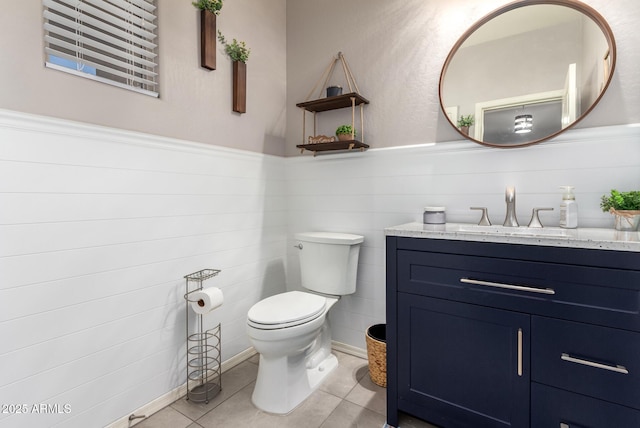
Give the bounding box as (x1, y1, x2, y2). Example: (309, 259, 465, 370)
(43, 0, 159, 97)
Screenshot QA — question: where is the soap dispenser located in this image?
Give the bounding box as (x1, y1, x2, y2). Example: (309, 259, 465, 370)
(559, 186, 578, 228)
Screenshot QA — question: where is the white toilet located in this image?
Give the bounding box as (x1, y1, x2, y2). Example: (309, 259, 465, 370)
(246, 231, 364, 414)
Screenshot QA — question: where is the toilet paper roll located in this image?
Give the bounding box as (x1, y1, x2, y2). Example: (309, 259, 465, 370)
(190, 287, 224, 315)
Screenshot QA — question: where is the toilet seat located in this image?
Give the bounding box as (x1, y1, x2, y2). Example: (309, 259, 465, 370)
(247, 291, 326, 330)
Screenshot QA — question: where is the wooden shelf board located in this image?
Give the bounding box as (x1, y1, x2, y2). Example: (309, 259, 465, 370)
(296, 140, 369, 154)
(296, 93, 370, 112)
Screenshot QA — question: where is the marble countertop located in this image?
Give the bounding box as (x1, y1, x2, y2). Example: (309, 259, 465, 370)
(385, 222, 640, 252)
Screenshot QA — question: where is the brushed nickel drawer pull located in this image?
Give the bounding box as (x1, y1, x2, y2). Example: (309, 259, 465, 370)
(561, 353, 629, 375)
(517, 328, 523, 377)
(460, 278, 555, 295)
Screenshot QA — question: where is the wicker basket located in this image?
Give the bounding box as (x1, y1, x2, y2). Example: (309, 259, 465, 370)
(365, 324, 387, 387)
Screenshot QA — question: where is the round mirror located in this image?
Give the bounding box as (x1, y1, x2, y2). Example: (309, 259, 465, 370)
(439, 0, 616, 148)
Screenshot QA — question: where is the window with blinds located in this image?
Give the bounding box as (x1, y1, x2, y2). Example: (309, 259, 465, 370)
(43, 0, 159, 97)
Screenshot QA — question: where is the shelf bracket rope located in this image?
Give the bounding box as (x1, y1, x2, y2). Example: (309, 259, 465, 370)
(304, 52, 361, 101)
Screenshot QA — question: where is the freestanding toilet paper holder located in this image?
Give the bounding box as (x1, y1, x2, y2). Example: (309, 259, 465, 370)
(184, 268, 222, 404)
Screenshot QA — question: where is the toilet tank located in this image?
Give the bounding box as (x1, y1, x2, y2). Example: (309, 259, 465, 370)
(295, 232, 364, 295)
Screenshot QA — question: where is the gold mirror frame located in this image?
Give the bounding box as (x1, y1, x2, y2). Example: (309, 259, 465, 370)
(439, 0, 616, 148)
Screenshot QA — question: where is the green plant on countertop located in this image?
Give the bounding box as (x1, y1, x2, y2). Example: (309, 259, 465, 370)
(600, 189, 640, 212)
(217, 31, 251, 63)
(335, 124, 356, 137)
(192, 0, 223, 15)
(457, 114, 474, 128)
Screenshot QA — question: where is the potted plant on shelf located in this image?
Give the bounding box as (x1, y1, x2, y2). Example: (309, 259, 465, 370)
(192, 0, 223, 70)
(218, 30, 251, 113)
(457, 115, 474, 136)
(336, 125, 356, 141)
(600, 189, 640, 230)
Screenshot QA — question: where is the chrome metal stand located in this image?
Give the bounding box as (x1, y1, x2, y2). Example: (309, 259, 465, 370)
(184, 269, 222, 403)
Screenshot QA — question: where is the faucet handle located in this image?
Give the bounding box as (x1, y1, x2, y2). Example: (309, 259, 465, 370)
(528, 208, 554, 228)
(470, 207, 492, 226)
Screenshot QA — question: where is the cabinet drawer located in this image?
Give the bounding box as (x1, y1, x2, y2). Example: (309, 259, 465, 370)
(532, 383, 640, 427)
(532, 316, 640, 409)
(397, 249, 640, 330)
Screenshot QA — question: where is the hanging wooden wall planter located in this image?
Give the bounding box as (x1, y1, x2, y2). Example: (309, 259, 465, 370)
(233, 61, 247, 113)
(200, 10, 216, 70)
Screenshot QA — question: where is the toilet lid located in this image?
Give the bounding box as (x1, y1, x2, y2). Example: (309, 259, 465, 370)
(247, 291, 326, 328)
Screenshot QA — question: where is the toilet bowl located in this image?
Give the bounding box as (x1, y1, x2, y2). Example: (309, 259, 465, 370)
(247, 291, 339, 414)
(246, 232, 363, 414)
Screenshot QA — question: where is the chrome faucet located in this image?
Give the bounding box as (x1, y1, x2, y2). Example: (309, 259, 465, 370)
(503, 186, 519, 227)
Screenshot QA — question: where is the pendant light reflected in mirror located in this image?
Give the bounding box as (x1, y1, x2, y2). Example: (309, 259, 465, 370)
(514, 111, 533, 134)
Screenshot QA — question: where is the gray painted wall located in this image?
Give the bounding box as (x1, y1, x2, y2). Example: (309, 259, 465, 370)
(0, 0, 287, 156)
(2, 1, 638, 156)
(285, 0, 640, 156)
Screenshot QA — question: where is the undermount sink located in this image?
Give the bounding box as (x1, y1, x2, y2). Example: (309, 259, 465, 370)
(453, 224, 571, 238)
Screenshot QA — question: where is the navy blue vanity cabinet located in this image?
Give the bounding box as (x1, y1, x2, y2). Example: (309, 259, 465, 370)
(386, 235, 640, 428)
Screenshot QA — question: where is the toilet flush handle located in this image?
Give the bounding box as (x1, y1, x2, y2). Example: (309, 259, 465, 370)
(294, 243, 303, 250)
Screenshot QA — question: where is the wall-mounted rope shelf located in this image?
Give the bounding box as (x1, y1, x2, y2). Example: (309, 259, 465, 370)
(296, 52, 370, 156)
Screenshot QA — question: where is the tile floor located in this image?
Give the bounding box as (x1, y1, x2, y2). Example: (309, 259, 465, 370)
(136, 351, 437, 428)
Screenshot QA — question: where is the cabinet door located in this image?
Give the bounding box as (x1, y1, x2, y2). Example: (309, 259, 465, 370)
(398, 294, 530, 428)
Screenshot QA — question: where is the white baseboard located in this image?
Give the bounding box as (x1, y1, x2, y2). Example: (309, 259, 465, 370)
(221, 347, 258, 372)
(121, 384, 187, 428)
(106, 347, 258, 428)
(332, 340, 367, 360)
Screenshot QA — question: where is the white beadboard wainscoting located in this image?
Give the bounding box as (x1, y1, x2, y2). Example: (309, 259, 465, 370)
(0, 110, 286, 428)
(1, 109, 639, 427)
(285, 124, 640, 349)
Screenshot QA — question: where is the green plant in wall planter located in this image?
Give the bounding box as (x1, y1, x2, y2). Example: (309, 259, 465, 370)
(217, 30, 250, 113)
(336, 124, 356, 141)
(217, 31, 251, 63)
(193, 0, 223, 70)
(600, 189, 640, 231)
(192, 0, 223, 15)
